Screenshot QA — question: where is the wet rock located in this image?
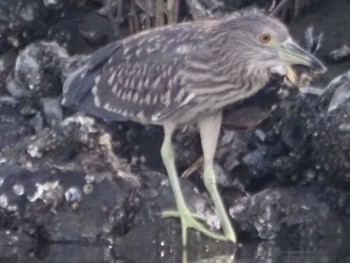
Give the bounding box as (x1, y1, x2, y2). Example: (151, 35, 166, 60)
(133, 174, 221, 231)
(7, 41, 78, 99)
(107, 122, 201, 172)
(3, 40, 87, 132)
(40, 97, 63, 127)
(229, 188, 339, 240)
(234, 92, 319, 187)
(0, 101, 34, 148)
(0, 0, 49, 52)
(310, 73, 350, 184)
(0, 0, 117, 55)
(48, 11, 117, 55)
(42, 0, 64, 9)
(1, 124, 79, 167)
(222, 82, 282, 130)
(0, 50, 17, 94)
(324, 70, 350, 112)
(213, 76, 350, 240)
(0, 165, 138, 242)
(173, 129, 202, 170)
(0, 108, 144, 242)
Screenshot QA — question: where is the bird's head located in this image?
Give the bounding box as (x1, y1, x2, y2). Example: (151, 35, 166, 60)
(226, 9, 326, 78)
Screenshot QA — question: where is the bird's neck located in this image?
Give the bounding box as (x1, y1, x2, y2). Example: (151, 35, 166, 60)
(210, 49, 271, 107)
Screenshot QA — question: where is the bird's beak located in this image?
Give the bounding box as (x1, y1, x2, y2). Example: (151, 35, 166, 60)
(278, 40, 327, 72)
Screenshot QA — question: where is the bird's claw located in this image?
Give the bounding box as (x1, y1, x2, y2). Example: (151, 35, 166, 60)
(161, 209, 228, 246)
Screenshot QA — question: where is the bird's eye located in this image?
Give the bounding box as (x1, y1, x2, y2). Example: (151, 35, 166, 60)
(259, 33, 272, 44)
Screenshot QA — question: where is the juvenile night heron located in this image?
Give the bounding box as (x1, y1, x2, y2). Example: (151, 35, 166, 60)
(62, 8, 325, 246)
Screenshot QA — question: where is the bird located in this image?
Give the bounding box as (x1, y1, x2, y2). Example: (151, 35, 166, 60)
(61, 8, 326, 247)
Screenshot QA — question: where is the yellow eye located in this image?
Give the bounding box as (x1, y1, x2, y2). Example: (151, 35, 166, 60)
(259, 33, 272, 44)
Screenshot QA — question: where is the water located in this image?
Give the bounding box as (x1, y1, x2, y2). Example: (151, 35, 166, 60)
(1, 225, 349, 263)
(2, 238, 349, 263)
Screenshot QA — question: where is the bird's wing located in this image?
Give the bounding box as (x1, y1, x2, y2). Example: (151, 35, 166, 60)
(62, 22, 219, 123)
(62, 42, 123, 107)
(62, 45, 200, 123)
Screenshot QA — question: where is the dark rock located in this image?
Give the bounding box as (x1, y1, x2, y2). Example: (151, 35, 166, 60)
(229, 188, 339, 240)
(0, 101, 34, 148)
(222, 82, 282, 130)
(310, 71, 350, 184)
(40, 97, 63, 127)
(47, 11, 117, 55)
(7, 41, 73, 99)
(0, 113, 142, 242)
(4, 40, 87, 130)
(0, 0, 49, 53)
(0, 50, 17, 94)
(133, 172, 220, 230)
(0, 0, 118, 56)
(0, 164, 137, 242)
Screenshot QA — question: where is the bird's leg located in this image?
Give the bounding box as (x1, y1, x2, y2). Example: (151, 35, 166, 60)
(161, 122, 227, 246)
(198, 112, 237, 243)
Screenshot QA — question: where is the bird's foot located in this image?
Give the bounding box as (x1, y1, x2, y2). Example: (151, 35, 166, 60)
(162, 209, 228, 246)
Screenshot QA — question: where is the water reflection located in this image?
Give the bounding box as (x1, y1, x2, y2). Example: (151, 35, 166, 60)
(185, 251, 236, 263)
(0, 241, 112, 262)
(1, 220, 349, 263)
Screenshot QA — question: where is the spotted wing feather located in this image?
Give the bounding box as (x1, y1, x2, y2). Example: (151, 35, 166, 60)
(62, 43, 122, 108)
(62, 21, 218, 124)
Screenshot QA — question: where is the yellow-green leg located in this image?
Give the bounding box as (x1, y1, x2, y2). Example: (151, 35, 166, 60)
(198, 112, 237, 243)
(161, 122, 228, 247)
